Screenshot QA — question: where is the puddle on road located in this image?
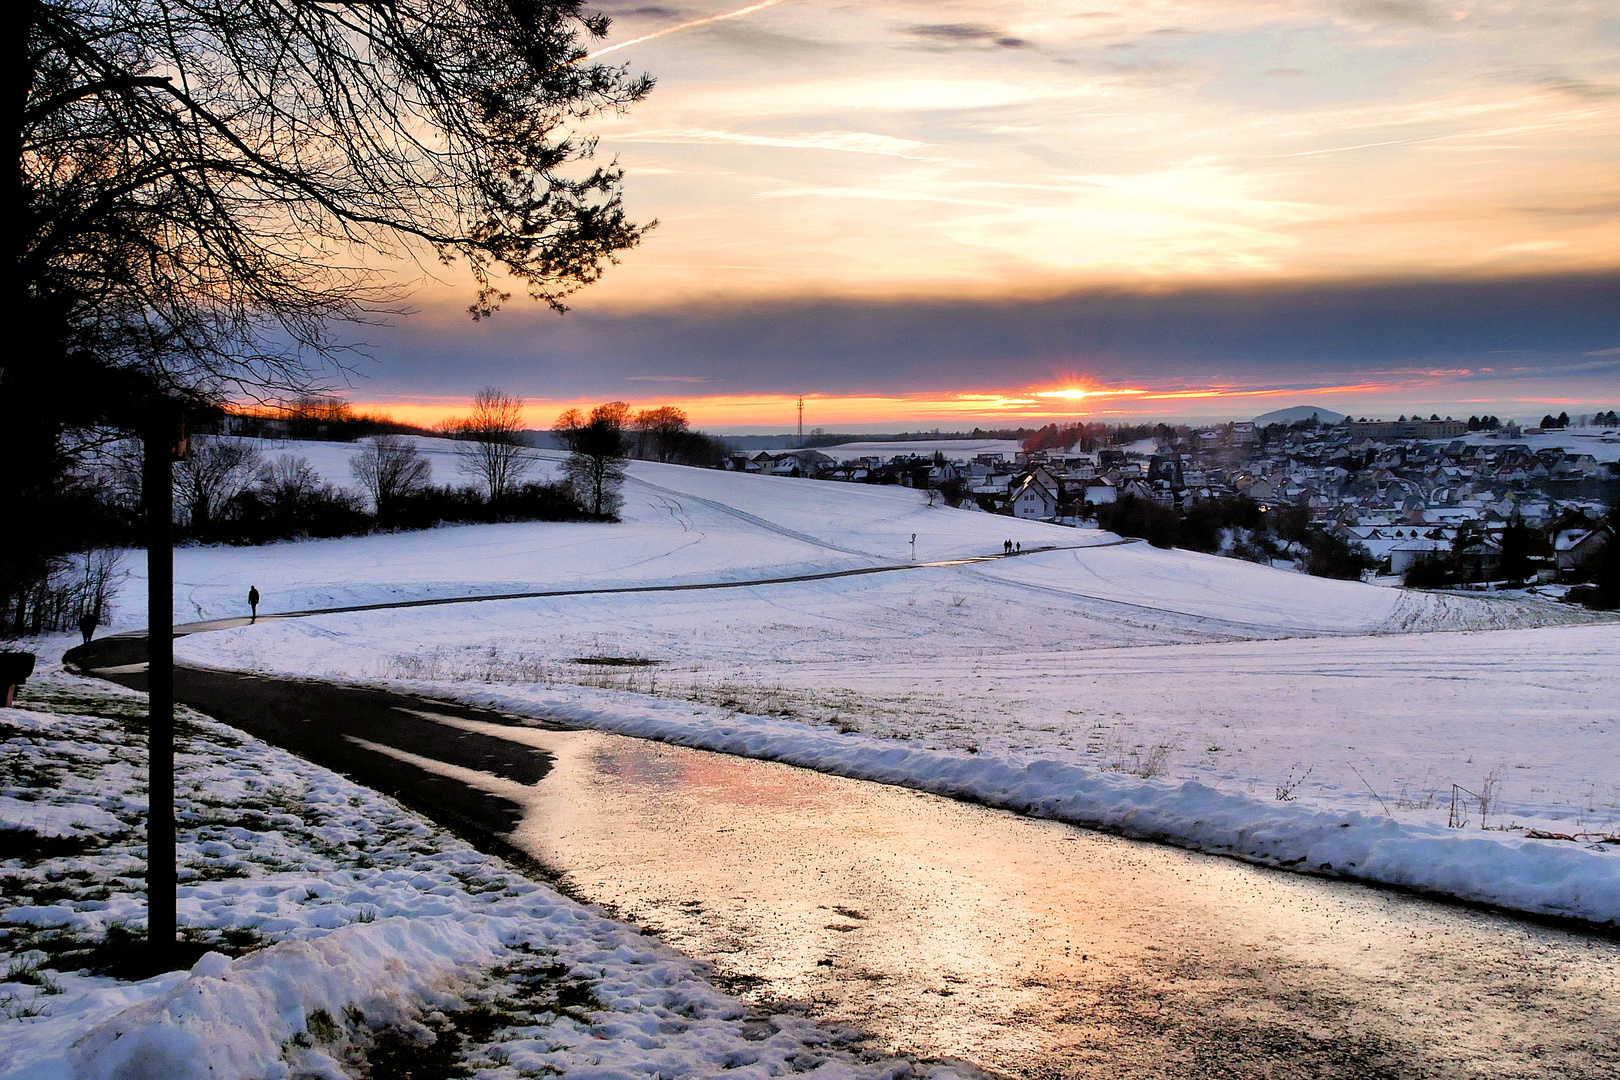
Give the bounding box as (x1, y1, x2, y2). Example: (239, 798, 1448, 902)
(419, 716, 1620, 1078)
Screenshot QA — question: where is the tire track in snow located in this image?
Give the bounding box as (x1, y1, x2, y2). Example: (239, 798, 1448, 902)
(624, 474, 877, 559)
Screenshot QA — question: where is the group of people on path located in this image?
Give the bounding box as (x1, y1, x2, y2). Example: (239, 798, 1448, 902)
(1001, 539, 1021, 555)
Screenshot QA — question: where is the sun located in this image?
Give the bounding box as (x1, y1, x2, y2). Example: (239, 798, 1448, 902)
(1033, 383, 1147, 401)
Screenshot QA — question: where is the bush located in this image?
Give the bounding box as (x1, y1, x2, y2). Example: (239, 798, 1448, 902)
(1097, 495, 1179, 548)
(1404, 554, 1457, 588)
(1178, 496, 1261, 553)
(225, 486, 370, 543)
(505, 482, 591, 521)
(386, 486, 493, 529)
(388, 481, 588, 529)
(1301, 529, 1376, 580)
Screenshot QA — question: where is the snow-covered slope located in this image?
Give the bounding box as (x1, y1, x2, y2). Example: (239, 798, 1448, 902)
(108, 440, 1576, 640)
(93, 446, 1620, 924)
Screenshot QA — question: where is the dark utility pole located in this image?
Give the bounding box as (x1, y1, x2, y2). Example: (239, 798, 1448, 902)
(143, 409, 183, 962)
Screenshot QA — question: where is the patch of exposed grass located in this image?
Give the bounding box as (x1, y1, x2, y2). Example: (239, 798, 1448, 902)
(1, 920, 263, 980)
(0, 828, 102, 864)
(4, 956, 63, 994)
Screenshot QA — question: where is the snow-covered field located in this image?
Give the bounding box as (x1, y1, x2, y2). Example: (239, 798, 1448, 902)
(1455, 426, 1620, 462)
(816, 439, 1023, 463)
(0, 659, 961, 1080)
(107, 440, 1592, 632)
(90, 440, 1620, 924)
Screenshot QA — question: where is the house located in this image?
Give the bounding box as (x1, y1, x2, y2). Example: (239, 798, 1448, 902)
(1389, 537, 1448, 575)
(1552, 525, 1611, 577)
(1011, 474, 1059, 519)
(1082, 476, 1117, 505)
(1117, 478, 1157, 503)
(1243, 478, 1276, 501)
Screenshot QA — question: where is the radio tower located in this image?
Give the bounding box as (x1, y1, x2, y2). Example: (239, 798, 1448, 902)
(797, 397, 804, 445)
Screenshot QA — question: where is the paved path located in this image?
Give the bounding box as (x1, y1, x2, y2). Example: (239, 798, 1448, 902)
(156, 538, 1141, 634)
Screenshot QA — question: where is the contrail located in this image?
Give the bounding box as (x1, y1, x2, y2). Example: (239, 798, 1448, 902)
(586, 0, 791, 60)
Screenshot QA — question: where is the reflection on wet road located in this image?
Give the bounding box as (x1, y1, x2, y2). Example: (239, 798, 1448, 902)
(397, 716, 1620, 1079)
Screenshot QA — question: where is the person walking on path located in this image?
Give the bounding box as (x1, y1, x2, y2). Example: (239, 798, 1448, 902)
(248, 586, 260, 624)
(77, 612, 97, 644)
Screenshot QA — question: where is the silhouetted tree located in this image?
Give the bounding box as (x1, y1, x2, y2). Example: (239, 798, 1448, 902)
(1097, 494, 1178, 548)
(632, 406, 691, 462)
(448, 389, 535, 506)
(6, 0, 653, 622)
(350, 435, 432, 521)
(558, 402, 629, 517)
(173, 437, 263, 533)
(1499, 515, 1532, 584)
(1301, 531, 1376, 581)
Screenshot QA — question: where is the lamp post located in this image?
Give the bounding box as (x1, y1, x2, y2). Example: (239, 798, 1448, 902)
(143, 405, 186, 965)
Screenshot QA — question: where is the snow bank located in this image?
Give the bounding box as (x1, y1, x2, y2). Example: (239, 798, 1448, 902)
(415, 680, 1620, 927)
(70, 917, 501, 1080)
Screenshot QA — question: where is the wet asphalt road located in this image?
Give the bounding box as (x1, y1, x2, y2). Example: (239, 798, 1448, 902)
(64, 633, 557, 861)
(61, 634, 1620, 1079)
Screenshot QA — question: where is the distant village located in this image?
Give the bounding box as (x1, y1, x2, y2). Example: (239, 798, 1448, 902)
(725, 410, 1620, 588)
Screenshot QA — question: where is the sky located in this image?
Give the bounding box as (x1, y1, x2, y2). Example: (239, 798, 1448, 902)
(344, 0, 1620, 432)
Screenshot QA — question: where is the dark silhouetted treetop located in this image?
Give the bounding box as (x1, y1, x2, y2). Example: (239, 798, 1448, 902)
(14, 0, 655, 399)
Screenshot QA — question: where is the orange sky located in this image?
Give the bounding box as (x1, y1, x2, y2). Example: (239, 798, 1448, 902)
(353, 377, 1606, 432)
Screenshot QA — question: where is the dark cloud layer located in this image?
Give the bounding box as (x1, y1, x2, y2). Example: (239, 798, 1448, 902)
(353, 272, 1620, 399)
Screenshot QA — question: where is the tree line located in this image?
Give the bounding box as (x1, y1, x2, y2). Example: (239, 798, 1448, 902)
(0, 387, 732, 633)
(1092, 494, 1377, 581)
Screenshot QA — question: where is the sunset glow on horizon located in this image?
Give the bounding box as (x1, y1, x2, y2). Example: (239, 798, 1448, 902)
(334, 2, 1619, 422)
(348, 375, 1614, 434)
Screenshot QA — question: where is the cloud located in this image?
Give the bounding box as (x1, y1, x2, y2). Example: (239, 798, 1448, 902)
(611, 127, 928, 156)
(354, 272, 1620, 402)
(904, 23, 1030, 49)
(1538, 77, 1620, 100)
(906, 23, 996, 41)
(1339, 0, 1449, 26)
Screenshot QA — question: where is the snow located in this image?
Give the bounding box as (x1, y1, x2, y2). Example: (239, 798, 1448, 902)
(104, 441, 1588, 633)
(816, 440, 1023, 463)
(91, 450, 1615, 927)
(0, 659, 960, 1080)
(351, 672, 1620, 926)
(1454, 427, 1620, 462)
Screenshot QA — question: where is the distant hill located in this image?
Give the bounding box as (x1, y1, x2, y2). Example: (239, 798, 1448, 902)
(1252, 406, 1345, 427)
